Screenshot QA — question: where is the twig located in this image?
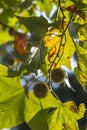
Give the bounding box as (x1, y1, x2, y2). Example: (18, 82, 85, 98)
(55, 0, 61, 21)
(51, 89, 61, 101)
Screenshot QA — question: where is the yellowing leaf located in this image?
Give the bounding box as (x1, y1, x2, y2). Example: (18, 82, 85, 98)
(75, 42, 87, 54)
(78, 24, 87, 40)
(44, 27, 75, 70)
(58, 30, 75, 69)
(75, 66, 87, 87)
(64, 101, 86, 120)
(48, 101, 86, 130)
(74, 42, 87, 86)
(28, 95, 85, 130)
(44, 27, 61, 48)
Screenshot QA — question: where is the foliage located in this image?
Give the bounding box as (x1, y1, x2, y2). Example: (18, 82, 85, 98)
(0, 0, 87, 129)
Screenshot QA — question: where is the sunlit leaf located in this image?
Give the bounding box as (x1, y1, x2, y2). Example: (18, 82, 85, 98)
(0, 1, 87, 130)
(69, 22, 87, 40)
(44, 27, 75, 70)
(8, 17, 18, 27)
(74, 41, 87, 54)
(29, 108, 51, 130)
(48, 101, 86, 130)
(0, 65, 59, 128)
(25, 90, 59, 124)
(74, 41, 87, 86)
(0, 64, 19, 77)
(0, 65, 39, 128)
(0, 64, 10, 76)
(58, 30, 75, 69)
(0, 28, 13, 44)
(44, 27, 62, 70)
(0, 66, 37, 128)
(28, 92, 85, 130)
(0, 66, 26, 128)
(78, 24, 87, 40)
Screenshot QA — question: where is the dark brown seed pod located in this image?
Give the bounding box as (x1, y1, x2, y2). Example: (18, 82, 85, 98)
(33, 82, 49, 98)
(51, 68, 66, 83)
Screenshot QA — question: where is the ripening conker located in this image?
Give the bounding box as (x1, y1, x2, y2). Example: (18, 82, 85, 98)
(51, 68, 65, 83)
(33, 82, 49, 98)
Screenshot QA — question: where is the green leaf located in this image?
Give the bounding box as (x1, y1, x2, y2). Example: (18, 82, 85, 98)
(0, 65, 39, 128)
(0, 65, 85, 129)
(61, 0, 74, 8)
(80, 40, 87, 49)
(16, 15, 49, 42)
(79, 24, 87, 40)
(75, 67, 87, 87)
(0, 0, 20, 7)
(25, 91, 59, 124)
(0, 64, 59, 128)
(29, 108, 51, 130)
(0, 75, 25, 128)
(74, 41, 87, 54)
(28, 99, 85, 130)
(0, 64, 9, 76)
(0, 8, 15, 25)
(0, 65, 35, 128)
(0, 64, 19, 77)
(58, 30, 75, 69)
